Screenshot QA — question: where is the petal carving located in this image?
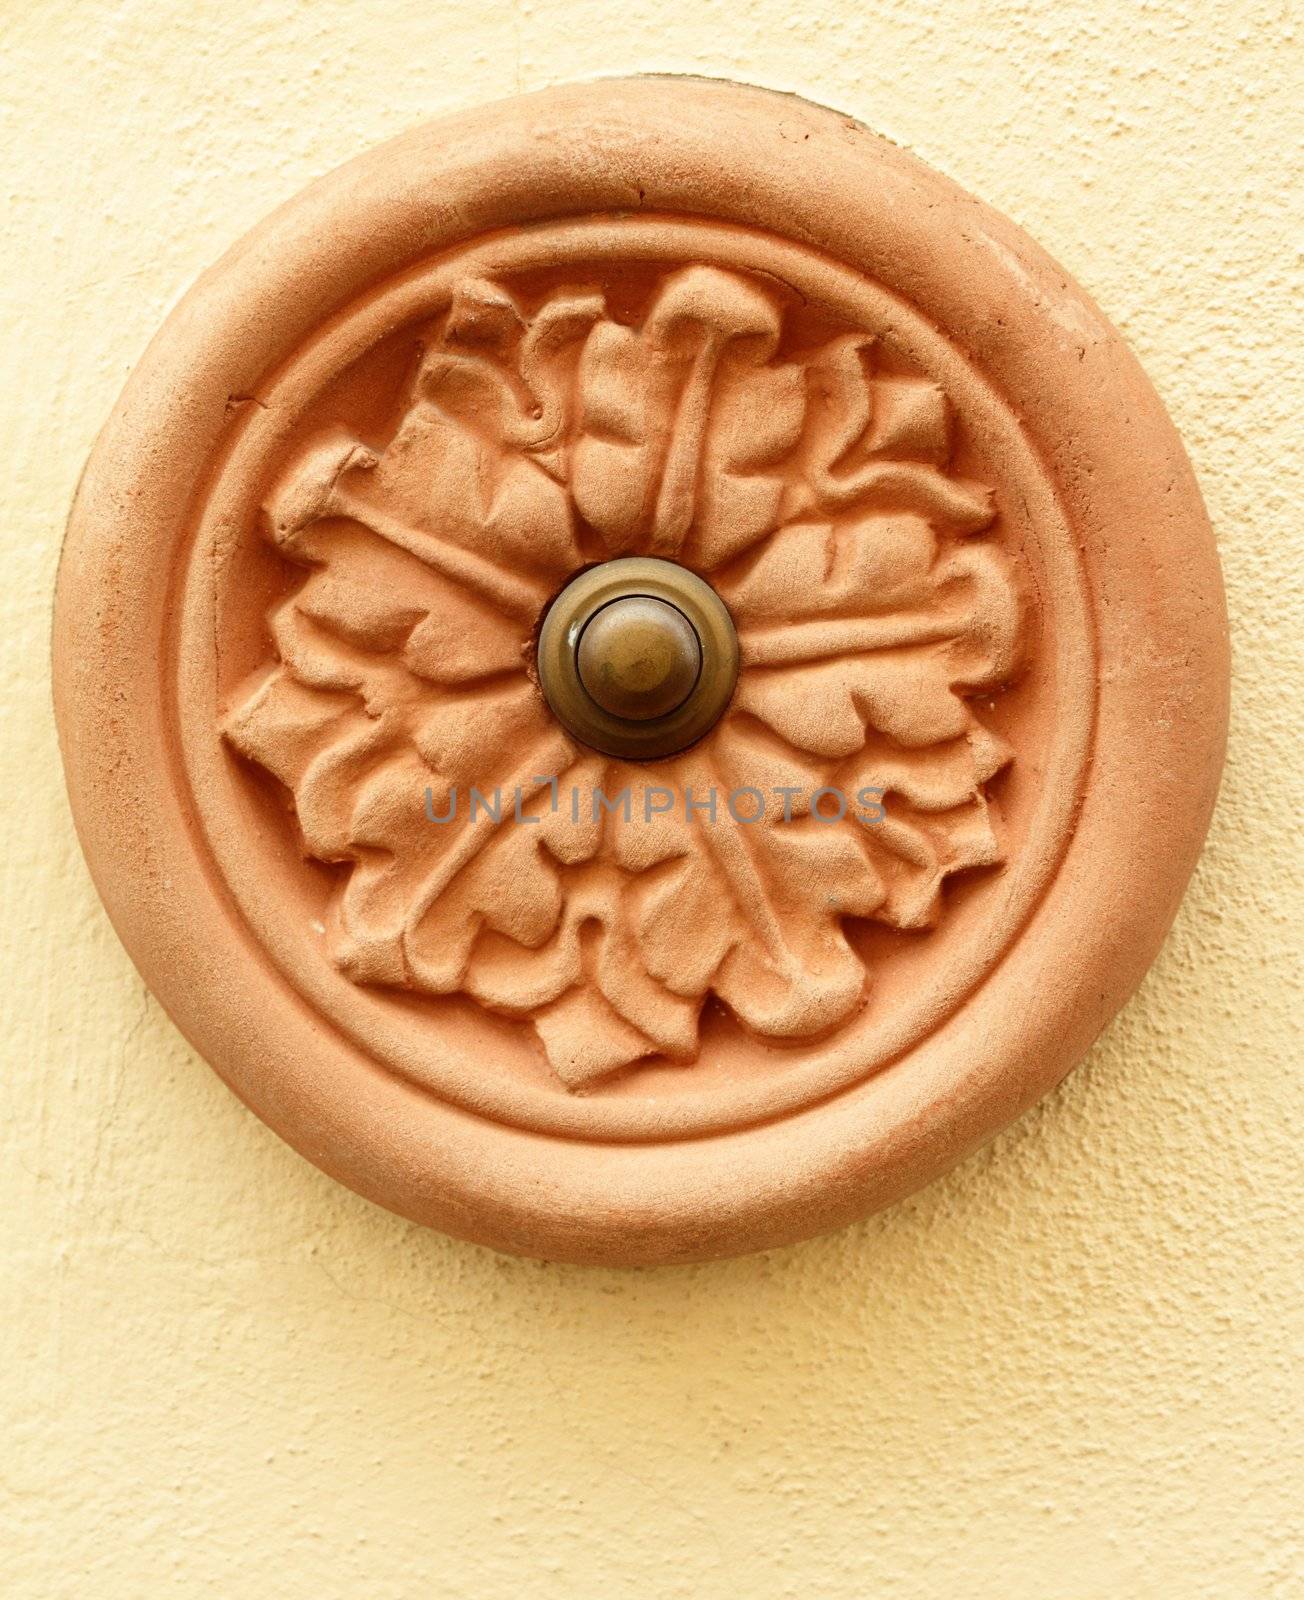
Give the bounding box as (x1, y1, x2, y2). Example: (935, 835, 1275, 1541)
(221, 262, 1028, 1088)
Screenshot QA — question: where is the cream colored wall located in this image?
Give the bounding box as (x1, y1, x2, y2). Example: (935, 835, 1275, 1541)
(4, 2, 1300, 1595)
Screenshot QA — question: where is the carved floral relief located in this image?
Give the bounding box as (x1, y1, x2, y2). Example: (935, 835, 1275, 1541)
(223, 264, 1026, 1088)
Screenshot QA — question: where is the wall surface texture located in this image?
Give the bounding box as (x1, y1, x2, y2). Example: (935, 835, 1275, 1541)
(3, 3, 1300, 1595)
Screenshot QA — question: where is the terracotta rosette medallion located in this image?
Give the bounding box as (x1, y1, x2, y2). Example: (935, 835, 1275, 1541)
(55, 79, 1228, 1264)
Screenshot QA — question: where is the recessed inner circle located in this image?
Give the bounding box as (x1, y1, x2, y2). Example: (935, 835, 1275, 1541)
(577, 595, 702, 721)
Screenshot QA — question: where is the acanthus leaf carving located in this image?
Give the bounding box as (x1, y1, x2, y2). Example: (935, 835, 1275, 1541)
(223, 261, 1027, 1088)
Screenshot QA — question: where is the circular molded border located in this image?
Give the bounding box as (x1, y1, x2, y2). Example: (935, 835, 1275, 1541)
(176, 215, 1093, 1144)
(54, 78, 1228, 1264)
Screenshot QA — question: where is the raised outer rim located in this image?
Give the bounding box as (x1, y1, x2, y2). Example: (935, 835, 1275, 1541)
(538, 557, 739, 757)
(53, 77, 1229, 1265)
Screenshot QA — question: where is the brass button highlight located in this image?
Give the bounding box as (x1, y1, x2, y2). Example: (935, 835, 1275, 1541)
(577, 596, 702, 721)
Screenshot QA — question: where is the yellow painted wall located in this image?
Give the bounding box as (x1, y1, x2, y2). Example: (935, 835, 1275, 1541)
(4, 3, 1301, 1594)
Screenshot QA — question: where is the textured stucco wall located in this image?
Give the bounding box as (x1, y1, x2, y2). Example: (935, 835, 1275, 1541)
(3, 2, 1301, 1595)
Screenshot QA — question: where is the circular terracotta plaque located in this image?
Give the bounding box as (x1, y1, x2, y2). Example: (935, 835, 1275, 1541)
(54, 79, 1228, 1264)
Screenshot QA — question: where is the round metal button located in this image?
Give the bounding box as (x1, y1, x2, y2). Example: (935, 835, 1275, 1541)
(537, 558, 739, 759)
